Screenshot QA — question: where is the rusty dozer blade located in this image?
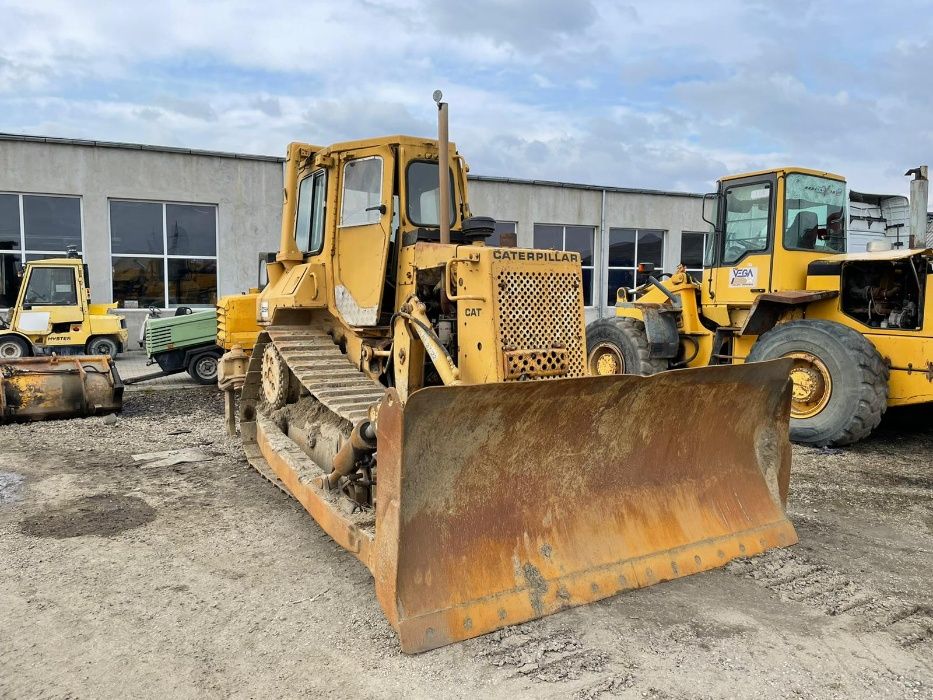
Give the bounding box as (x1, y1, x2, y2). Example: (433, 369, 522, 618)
(0, 355, 124, 423)
(373, 359, 796, 653)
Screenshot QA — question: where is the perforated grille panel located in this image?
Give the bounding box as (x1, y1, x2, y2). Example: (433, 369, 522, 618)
(503, 348, 569, 380)
(495, 268, 585, 379)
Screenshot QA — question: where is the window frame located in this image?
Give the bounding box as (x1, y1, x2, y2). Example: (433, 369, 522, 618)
(294, 168, 328, 255)
(0, 191, 85, 308)
(22, 265, 79, 307)
(720, 178, 775, 266)
(404, 160, 457, 228)
(781, 173, 847, 254)
(339, 156, 384, 228)
(490, 220, 517, 247)
(606, 228, 666, 305)
(680, 230, 707, 280)
(109, 198, 219, 309)
(533, 223, 596, 307)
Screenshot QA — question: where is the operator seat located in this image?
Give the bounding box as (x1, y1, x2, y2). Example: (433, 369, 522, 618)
(786, 211, 820, 249)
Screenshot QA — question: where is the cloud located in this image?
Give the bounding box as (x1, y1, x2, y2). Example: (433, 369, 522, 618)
(0, 0, 930, 195)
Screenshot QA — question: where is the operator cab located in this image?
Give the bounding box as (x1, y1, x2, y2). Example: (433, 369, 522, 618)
(701, 168, 847, 302)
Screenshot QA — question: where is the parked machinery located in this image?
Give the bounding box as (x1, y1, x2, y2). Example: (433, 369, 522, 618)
(587, 166, 933, 446)
(0, 250, 126, 422)
(0, 250, 127, 358)
(219, 97, 798, 653)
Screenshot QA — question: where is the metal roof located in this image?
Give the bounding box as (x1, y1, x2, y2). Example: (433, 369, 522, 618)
(467, 174, 703, 198)
(0, 132, 706, 197)
(0, 133, 285, 163)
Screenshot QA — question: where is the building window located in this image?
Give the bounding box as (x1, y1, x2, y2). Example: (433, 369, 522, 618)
(488, 220, 517, 247)
(607, 228, 664, 304)
(110, 199, 217, 308)
(681, 231, 707, 280)
(0, 192, 83, 307)
(533, 223, 595, 306)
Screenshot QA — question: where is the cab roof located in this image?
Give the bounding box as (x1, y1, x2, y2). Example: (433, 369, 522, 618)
(720, 167, 846, 183)
(319, 134, 456, 154)
(26, 257, 82, 266)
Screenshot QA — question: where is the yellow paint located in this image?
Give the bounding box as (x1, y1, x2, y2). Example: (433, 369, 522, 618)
(611, 166, 933, 410)
(0, 257, 127, 353)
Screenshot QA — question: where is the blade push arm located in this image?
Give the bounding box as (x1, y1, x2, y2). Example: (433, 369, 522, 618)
(392, 295, 461, 401)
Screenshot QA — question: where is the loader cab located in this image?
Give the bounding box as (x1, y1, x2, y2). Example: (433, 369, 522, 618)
(702, 168, 847, 311)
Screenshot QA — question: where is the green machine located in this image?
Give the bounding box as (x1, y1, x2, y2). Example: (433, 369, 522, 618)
(126, 308, 223, 385)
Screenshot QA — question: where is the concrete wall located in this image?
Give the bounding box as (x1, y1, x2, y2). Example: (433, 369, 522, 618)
(0, 138, 283, 339)
(469, 178, 706, 322)
(0, 136, 708, 337)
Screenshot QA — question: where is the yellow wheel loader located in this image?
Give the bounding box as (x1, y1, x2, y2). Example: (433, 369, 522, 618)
(221, 97, 798, 653)
(588, 166, 933, 446)
(0, 250, 125, 422)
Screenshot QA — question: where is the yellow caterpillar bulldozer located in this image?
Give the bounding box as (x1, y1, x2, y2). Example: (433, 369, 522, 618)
(220, 96, 798, 653)
(587, 166, 933, 446)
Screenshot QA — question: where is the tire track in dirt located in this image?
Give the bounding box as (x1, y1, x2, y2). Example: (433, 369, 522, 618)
(727, 547, 933, 650)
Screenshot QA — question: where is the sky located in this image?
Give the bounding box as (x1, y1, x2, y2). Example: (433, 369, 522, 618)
(1, 0, 932, 195)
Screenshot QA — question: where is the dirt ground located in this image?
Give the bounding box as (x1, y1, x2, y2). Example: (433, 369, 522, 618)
(1, 389, 931, 699)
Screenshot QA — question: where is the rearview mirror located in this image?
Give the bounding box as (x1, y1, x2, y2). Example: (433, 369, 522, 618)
(701, 192, 719, 227)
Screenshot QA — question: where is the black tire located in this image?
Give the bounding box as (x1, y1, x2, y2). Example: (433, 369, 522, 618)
(746, 320, 888, 446)
(585, 317, 668, 376)
(86, 336, 119, 357)
(0, 335, 30, 359)
(187, 353, 220, 385)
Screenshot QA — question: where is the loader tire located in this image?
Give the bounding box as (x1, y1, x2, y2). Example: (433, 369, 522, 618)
(586, 317, 668, 376)
(746, 320, 888, 446)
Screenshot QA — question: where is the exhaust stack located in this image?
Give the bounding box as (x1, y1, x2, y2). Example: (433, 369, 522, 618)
(434, 90, 450, 245)
(905, 166, 929, 247)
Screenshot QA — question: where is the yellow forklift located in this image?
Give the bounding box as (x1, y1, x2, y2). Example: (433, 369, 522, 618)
(0, 249, 127, 358)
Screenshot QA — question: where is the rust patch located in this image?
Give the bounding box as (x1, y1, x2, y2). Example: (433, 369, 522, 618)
(523, 563, 549, 616)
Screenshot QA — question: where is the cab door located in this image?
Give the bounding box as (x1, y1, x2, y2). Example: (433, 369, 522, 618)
(709, 174, 777, 309)
(15, 264, 84, 334)
(332, 145, 395, 327)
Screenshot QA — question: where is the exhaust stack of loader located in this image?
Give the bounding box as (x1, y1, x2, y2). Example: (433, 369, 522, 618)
(221, 96, 798, 652)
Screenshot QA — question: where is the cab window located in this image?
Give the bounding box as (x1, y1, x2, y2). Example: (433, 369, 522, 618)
(406, 161, 456, 227)
(24, 266, 77, 306)
(722, 182, 772, 264)
(339, 157, 383, 227)
(783, 174, 846, 253)
(295, 169, 327, 254)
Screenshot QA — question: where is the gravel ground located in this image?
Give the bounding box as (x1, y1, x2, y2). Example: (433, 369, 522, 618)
(0, 389, 931, 699)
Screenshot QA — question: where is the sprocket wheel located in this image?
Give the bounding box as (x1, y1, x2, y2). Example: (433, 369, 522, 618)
(260, 344, 289, 409)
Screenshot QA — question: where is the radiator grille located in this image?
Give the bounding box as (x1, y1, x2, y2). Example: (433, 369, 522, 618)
(495, 269, 585, 379)
(145, 326, 174, 354)
(216, 303, 229, 346)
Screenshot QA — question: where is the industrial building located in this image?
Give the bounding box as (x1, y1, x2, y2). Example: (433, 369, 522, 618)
(0, 133, 709, 336)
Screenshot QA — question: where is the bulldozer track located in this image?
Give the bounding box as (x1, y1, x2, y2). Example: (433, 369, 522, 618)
(266, 326, 385, 425)
(238, 325, 384, 520)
